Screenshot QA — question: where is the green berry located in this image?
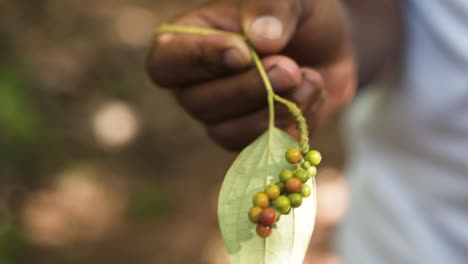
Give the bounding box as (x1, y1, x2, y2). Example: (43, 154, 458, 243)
(279, 169, 293, 183)
(294, 169, 309, 183)
(259, 208, 276, 226)
(307, 166, 317, 177)
(285, 148, 301, 164)
(301, 161, 311, 170)
(274, 195, 291, 214)
(264, 184, 281, 200)
(305, 150, 322, 166)
(288, 193, 303, 208)
(248, 207, 263, 223)
(252, 192, 269, 208)
(285, 177, 302, 193)
(256, 224, 272, 238)
(276, 182, 286, 194)
(301, 184, 312, 198)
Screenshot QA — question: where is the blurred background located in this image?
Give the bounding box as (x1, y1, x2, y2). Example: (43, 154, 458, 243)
(0, 0, 349, 263)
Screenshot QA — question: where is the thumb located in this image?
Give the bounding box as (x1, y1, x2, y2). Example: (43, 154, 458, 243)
(241, 0, 302, 54)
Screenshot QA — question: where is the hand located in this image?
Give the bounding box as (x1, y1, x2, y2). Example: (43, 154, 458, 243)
(147, 0, 357, 151)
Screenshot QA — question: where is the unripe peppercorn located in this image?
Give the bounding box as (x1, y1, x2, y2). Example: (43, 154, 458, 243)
(274, 195, 291, 214)
(294, 169, 309, 183)
(276, 181, 286, 194)
(252, 192, 269, 208)
(305, 150, 322, 166)
(285, 177, 302, 193)
(288, 193, 303, 208)
(279, 169, 293, 183)
(264, 184, 280, 200)
(301, 161, 312, 170)
(285, 148, 301, 164)
(307, 166, 317, 177)
(248, 206, 263, 223)
(256, 224, 272, 238)
(259, 208, 276, 226)
(301, 184, 312, 198)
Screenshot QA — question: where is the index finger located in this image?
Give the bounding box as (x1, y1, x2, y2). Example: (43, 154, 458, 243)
(147, 32, 251, 88)
(147, 5, 252, 88)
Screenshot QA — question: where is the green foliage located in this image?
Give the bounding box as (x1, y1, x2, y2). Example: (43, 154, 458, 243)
(218, 128, 317, 264)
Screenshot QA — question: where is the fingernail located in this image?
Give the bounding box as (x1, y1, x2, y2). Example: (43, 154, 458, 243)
(224, 48, 249, 69)
(301, 75, 325, 114)
(249, 15, 283, 40)
(293, 76, 319, 104)
(267, 66, 296, 92)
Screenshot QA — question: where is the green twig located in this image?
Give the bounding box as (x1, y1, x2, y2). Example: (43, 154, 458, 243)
(248, 43, 275, 131)
(158, 24, 245, 39)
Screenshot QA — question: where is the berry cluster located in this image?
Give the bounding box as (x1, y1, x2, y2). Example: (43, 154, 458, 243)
(248, 148, 322, 238)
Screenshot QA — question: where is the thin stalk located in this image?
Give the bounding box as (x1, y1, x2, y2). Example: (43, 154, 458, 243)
(158, 24, 245, 39)
(247, 43, 275, 131)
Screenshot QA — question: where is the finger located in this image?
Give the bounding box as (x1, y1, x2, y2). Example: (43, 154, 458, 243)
(147, 4, 250, 89)
(295, 68, 326, 116)
(175, 55, 302, 124)
(147, 32, 251, 88)
(241, 0, 303, 54)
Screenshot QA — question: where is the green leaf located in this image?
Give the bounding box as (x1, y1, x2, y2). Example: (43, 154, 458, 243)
(218, 128, 317, 264)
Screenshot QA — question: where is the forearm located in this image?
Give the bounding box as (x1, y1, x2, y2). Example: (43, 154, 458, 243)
(344, 0, 403, 87)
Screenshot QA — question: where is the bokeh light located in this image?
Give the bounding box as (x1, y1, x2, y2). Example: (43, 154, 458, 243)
(92, 101, 140, 149)
(22, 167, 126, 247)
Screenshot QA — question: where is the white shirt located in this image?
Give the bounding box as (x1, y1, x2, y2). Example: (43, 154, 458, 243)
(338, 1, 468, 263)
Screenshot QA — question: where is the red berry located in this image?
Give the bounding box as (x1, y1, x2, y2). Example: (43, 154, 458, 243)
(259, 208, 276, 226)
(256, 224, 272, 238)
(285, 177, 302, 193)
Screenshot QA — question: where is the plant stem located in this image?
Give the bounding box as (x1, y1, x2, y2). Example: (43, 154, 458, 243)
(158, 24, 245, 39)
(247, 43, 275, 131)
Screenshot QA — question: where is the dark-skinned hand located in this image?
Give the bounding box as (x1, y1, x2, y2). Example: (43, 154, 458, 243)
(147, 0, 357, 151)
